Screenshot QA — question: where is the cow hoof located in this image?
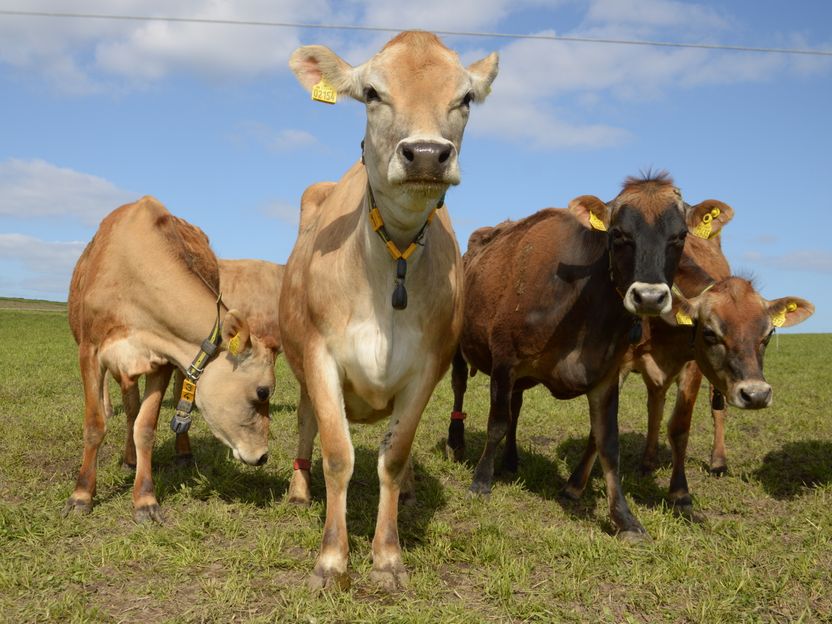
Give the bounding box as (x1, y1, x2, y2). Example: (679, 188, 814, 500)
(468, 481, 492, 497)
(370, 565, 410, 592)
(307, 568, 351, 592)
(133, 504, 164, 525)
(617, 529, 652, 544)
(174, 453, 194, 468)
(639, 460, 658, 475)
(710, 464, 728, 477)
(121, 462, 136, 473)
(62, 498, 92, 517)
(673, 503, 706, 524)
(500, 457, 519, 475)
(559, 486, 582, 502)
(445, 442, 465, 463)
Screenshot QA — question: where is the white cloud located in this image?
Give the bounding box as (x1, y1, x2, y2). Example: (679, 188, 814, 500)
(0, 159, 135, 225)
(231, 122, 320, 152)
(0, 234, 86, 296)
(259, 198, 300, 225)
(586, 0, 729, 31)
(743, 250, 832, 274)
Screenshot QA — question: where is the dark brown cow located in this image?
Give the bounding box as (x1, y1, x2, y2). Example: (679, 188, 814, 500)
(447, 173, 692, 540)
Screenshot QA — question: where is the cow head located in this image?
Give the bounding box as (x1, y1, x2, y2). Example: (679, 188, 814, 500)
(666, 278, 814, 409)
(569, 173, 688, 316)
(290, 31, 498, 213)
(196, 310, 275, 465)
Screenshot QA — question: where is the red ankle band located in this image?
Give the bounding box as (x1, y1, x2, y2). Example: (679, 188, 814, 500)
(293, 458, 311, 471)
(451, 411, 467, 421)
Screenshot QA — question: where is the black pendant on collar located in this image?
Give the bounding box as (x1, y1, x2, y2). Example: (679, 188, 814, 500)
(628, 318, 643, 344)
(711, 389, 725, 411)
(392, 257, 408, 310)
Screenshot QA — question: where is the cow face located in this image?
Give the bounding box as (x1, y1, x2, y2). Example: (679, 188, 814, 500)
(669, 278, 814, 409)
(290, 32, 498, 209)
(569, 174, 687, 316)
(196, 310, 274, 465)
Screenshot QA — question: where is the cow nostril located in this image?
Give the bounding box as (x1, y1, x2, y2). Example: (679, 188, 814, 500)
(632, 290, 642, 304)
(438, 146, 451, 164)
(740, 388, 752, 404)
(256, 386, 270, 402)
(656, 291, 667, 306)
(256, 453, 269, 466)
(401, 145, 414, 162)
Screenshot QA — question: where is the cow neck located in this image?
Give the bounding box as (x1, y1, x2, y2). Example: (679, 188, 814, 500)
(365, 181, 444, 311)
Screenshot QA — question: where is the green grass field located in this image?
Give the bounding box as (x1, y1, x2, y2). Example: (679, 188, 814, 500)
(1, 306, 830, 623)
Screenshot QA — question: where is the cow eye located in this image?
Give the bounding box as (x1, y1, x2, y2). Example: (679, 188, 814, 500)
(671, 230, 687, 246)
(611, 228, 631, 245)
(256, 386, 271, 403)
(702, 327, 719, 345)
(364, 86, 380, 102)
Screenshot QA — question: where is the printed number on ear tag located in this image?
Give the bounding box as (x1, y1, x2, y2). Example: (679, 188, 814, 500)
(312, 79, 337, 104)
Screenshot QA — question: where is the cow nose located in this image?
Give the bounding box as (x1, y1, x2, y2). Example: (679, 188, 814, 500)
(624, 282, 671, 316)
(398, 140, 454, 179)
(255, 453, 269, 466)
(736, 383, 772, 409)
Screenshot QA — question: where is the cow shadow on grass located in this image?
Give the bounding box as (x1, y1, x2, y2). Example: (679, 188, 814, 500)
(751, 440, 832, 500)
(448, 429, 669, 525)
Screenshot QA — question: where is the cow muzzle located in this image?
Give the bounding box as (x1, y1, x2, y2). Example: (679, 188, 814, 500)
(731, 380, 772, 410)
(624, 282, 672, 316)
(390, 138, 459, 186)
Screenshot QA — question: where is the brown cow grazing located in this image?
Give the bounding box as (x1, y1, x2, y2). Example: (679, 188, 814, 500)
(66, 198, 276, 523)
(114, 259, 285, 470)
(448, 173, 694, 541)
(281, 31, 498, 590)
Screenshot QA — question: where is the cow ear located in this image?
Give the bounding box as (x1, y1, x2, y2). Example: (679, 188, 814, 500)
(467, 52, 499, 102)
(221, 309, 252, 356)
(687, 200, 734, 239)
(288, 45, 362, 101)
(766, 297, 814, 328)
(568, 195, 611, 232)
(661, 289, 702, 327)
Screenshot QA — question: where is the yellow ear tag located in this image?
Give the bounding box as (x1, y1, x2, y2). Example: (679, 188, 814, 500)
(311, 78, 337, 104)
(588, 212, 607, 231)
(771, 302, 798, 328)
(693, 212, 713, 239)
(228, 333, 242, 356)
(675, 309, 694, 326)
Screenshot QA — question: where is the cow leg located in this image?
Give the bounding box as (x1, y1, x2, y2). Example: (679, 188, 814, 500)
(398, 454, 416, 506)
(170, 370, 194, 467)
(562, 427, 597, 501)
(102, 370, 114, 420)
(470, 363, 514, 495)
(667, 364, 705, 522)
(708, 381, 729, 476)
(306, 351, 352, 591)
(121, 383, 140, 471)
(446, 349, 468, 462)
(590, 376, 648, 540)
(371, 372, 438, 592)
(131, 365, 173, 524)
(640, 378, 668, 474)
(501, 389, 524, 474)
(63, 345, 106, 516)
(287, 388, 318, 505)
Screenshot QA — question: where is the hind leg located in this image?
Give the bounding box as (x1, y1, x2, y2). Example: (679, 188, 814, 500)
(287, 387, 317, 505)
(501, 389, 524, 474)
(446, 349, 468, 462)
(121, 383, 140, 471)
(470, 362, 514, 495)
(64, 345, 107, 516)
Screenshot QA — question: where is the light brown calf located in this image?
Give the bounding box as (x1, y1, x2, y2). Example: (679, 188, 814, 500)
(66, 199, 276, 523)
(280, 31, 498, 590)
(115, 259, 285, 470)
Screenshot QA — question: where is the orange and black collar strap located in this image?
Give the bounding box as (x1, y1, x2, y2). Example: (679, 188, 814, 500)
(170, 294, 224, 434)
(367, 184, 443, 310)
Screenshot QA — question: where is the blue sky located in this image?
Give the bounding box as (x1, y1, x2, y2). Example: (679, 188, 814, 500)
(0, 1, 830, 332)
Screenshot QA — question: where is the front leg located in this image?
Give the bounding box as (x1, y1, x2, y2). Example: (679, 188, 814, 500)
(131, 365, 173, 523)
(588, 374, 649, 541)
(305, 348, 352, 591)
(667, 363, 705, 521)
(640, 378, 669, 474)
(371, 366, 441, 591)
(470, 362, 514, 495)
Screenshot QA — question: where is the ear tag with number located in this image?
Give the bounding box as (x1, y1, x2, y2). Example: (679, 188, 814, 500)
(771, 302, 797, 328)
(588, 212, 607, 231)
(675, 309, 694, 326)
(693, 207, 721, 239)
(228, 333, 242, 355)
(311, 78, 337, 104)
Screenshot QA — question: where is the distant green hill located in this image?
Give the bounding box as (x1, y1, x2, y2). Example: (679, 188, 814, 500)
(0, 297, 67, 312)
